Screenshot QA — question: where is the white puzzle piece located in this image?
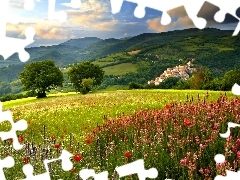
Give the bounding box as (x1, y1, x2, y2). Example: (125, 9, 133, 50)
(110, 0, 240, 35)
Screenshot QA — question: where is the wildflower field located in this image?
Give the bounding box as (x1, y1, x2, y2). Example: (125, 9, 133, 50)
(1, 90, 240, 179)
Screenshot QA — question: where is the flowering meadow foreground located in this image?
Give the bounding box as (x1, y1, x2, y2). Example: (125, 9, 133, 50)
(1, 90, 240, 179)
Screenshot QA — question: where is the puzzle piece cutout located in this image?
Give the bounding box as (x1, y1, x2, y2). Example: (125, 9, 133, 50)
(219, 122, 240, 138)
(232, 83, 240, 96)
(207, 0, 240, 36)
(24, 0, 35, 11)
(79, 169, 108, 180)
(110, 0, 240, 36)
(21, 150, 73, 180)
(0, 0, 35, 62)
(48, 0, 67, 22)
(214, 138, 240, 179)
(61, 0, 81, 9)
(0, 102, 28, 150)
(115, 159, 158, 180)
(0, 0, 83, 62)
(0, 156, 14, 180)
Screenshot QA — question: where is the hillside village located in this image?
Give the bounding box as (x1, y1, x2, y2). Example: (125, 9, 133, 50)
(148, 59, 196, 86)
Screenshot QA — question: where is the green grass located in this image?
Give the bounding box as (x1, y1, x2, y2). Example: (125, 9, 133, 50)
(104, 85, 129, 91)
(103, 63, 137, 75)
(92, 61, 113, 67)
(3, 90, 234, 143)
(0, 89, 237, 179)
(2, 92, 77, 109)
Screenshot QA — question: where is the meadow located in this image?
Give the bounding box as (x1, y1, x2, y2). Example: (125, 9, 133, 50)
(0, 90, 239, 179)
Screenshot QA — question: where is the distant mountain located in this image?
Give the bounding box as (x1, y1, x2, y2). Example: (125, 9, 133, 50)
(0, 28, 239, 83)
(60, 37, 102, 48)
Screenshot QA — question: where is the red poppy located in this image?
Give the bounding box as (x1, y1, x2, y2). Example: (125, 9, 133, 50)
(85, 138, 91, 144)
(125, 152, 131, 158)
(23, 157, 30, 164)
(51, 136, 55, 139)
(165, 104, 170, 109)
(74, 154, 82, 162)
(184, 119, 191, 126)
(18, 135, 24, 143)
(54, 143, 60, 149)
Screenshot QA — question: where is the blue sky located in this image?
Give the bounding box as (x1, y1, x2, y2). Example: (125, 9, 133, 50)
(7, 0, 239, 47)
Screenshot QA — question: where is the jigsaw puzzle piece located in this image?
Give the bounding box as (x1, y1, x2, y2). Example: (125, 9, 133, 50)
(0, 102, 28, 150)
(48, 0, 67, 22)
(0, 27, 35, 62)
(206, 0, 240, 36)
(61, 0, 81, 9)
(0, 156, 14, 180)
(110, 0, 207, 27)
(206, 0, 240, 22)
(22, 164, 51, 180)
(219, 122, 240, 138)
(79, 169, 108, 180)
(0, 0, 35, 62)
(110, 0, 184, 25)
(22, 150, 73, 180)
(183, 0, 207, 29)
(24, 0, 35, 11)
(115, 159, 158, 180)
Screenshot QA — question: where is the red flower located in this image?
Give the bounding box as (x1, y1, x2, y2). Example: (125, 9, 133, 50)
(70, 169, 75, 173)
(74, 154, 82, 162)
(85, 138, 91, 144)
(54, 143, 60, 149)
(23, 157, 30, 164)
(18, 135, 24, 143)
(125, 152, 131, 158)
(51, 136, 55, 139)
(184, 119, 191, 126)
(165, 104, 170, 109)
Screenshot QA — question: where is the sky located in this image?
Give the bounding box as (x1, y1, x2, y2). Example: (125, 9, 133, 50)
(6, 0, 240, 47)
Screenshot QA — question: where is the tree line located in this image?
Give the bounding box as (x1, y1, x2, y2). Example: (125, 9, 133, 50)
(19, 60, 104, 98)
(128, 67, 240, 91)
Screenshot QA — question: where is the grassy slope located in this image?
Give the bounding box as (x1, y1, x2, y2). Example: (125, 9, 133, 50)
(103, 63, 137, 75)
(2, 90, 235, 143)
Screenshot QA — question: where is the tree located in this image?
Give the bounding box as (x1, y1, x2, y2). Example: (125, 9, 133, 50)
(222, 68, 240, 91)
(159, 77, 180, 89)
(190, 67, 213, 90)
(67, 61, 104, 94)
(81, 78, 94, 94)
(0, 81, 11, 96)
(19, 60, 63, 98)
(128, 82, 144, 89)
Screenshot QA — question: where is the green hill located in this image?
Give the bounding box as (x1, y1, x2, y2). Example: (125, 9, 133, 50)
(0, 28, 239, 91)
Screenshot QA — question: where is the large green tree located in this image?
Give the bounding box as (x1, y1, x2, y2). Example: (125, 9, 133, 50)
(67, 61, 104, 94)
(19, 60, 63, 98)
(222, 68, 240, 91)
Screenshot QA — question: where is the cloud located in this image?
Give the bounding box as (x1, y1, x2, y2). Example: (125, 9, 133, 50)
(6, 18, 70, 40)
(9, 0, 24, 9)
(65, 0, 120, 31)
(146, 6, 195, 32)
(147, 2, 239, 32)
